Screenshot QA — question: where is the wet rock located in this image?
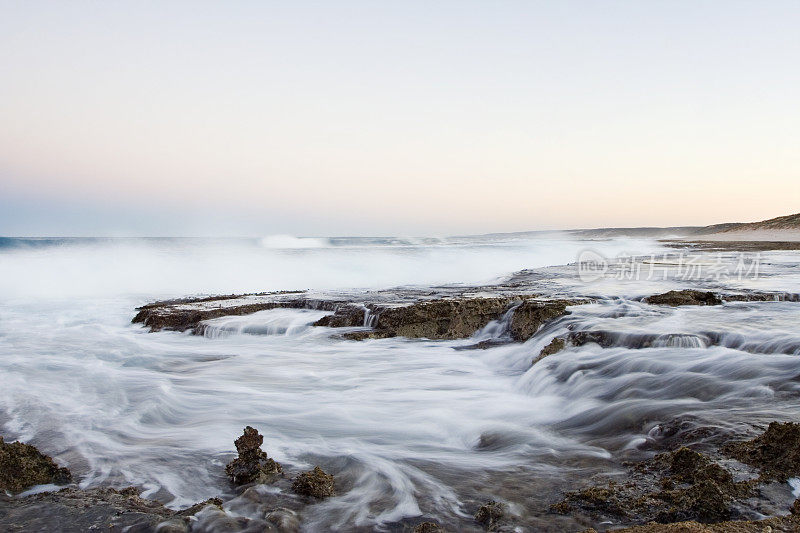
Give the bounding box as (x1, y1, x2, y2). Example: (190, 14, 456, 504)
(154, 518, 190, 532)
(552, 482, 628, 518)
(656, 479, 730, 524)
(566, 330, 617, 348)
(0, 487, 175, 532)
(791, 498, 800, 515)
(414, 521, 445, 533)
(291, 466, 334, 498)
(312, 304, 366, 327)
(643, 291, 722, 306)
(225, 426, 283, 486)
(474, 500, 507, 530)
(0, 436, 72, 493)
(610, 513, 800, 532)
(133, 292, 339, 333)
(176, 497, 223, 516)
(533, 337, 566, 365)
(369, 298, 514, 340)
(509, 300, 572, 341)
(554, 445, 751, 526)
(723, 421, 800, 482)
(264, 508, 301, 532)
(667, 447, 718, 483)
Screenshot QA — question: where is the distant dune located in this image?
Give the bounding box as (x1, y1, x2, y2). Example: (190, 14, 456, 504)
(697, 213, 800, 241)
(570, 213, 800, 241)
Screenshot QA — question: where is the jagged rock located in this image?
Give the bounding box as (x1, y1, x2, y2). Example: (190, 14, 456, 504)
(643, 291, 722, 306)
(509, 300, 572, 341)
(312, 304, 366, 327)
(291, 466, 334, 498)
(791, 498, 800, 515)
(369, 298, 514, 340)
(566, 330, 617, 348)
(414, 521, 445, 533)
(609, 513, 800, 531)
(722, 421, 800, 482)
(474, 500, 507, 530)
(176, 497, 224, 516)
(656, 479, 731, 524)
(554, 445, 752, 525)
(0, 436, 72, 493)
(533, 337, 566, 365)
(225, 426, 283, 486)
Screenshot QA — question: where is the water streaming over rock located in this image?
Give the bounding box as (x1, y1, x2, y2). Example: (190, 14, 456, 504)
(1, 236, 799, 530)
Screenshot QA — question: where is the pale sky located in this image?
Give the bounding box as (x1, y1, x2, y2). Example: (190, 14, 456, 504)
(1, 1, 798, 236)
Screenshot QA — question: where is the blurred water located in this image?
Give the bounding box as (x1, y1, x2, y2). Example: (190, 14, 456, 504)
(0, 235, 799, 530)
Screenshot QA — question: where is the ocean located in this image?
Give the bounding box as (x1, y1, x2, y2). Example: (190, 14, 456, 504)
(1, 235, 799, 530)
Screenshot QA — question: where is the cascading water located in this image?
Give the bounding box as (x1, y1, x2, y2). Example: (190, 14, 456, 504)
(200, 309, 333, 339)
(1, 236, 799, 531)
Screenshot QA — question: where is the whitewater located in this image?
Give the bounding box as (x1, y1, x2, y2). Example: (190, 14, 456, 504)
(1, 235, 799, 531)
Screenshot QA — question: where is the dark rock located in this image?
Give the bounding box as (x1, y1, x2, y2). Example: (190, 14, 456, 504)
(643, 291, 722, 306)
(311, 304, 366, 327)
(0, 487, 175, 532)
(0, 436, 72, 493)
(509, 300, 572, 341)
(291, 466, 334, 498)
(566, 330, 617, 348)
(791, 498, 800, 515)
(610, 513, 800, 531)
(176, 497, 223, 516)
(554, 445, 750, 526)
(264, 508, 301, 532)
(414, 521, 445, 533)
(656, 479, 730, 524)
(668, 447, 710, 483)
(474, 500, 507, 530)
(225, 426, 283, 486)
(370, 298, 514, 340)
(533, 337, 566, 365)
(723, 421, 800, 482)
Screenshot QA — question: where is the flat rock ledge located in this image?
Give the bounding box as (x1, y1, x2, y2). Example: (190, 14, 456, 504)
(133, 291, 587, 342)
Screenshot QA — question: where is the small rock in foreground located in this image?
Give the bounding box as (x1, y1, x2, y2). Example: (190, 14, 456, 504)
(225, 426, 283, 486)
(291, 466, 335, 498)
(474, 500, 507, 530)
(0, 435, 72, 493)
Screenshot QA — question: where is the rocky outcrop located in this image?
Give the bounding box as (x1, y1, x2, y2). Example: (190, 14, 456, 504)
(291, 466, 334, 498)
(644, 291, 722, 306)
(509, 300, 572, 341)
(413, 521, 446, 533)
(552, 443, 758, 525)
(225, 426, 283, 485)
(474, 500, 508, 530)
(606, 513, 800, 532)
(346, 297, 581, 341)
(132, 293, 357, 333)
(133, 288, 586, 342)
(0, 436, 72, 493)
(0, 487, 224, 532)
(533, 337, 566, 365)
(367, 298, 514, 340)
(552, 422, 800, 529)
(722, 422, 800, 482)
(641, 290, 798, 306)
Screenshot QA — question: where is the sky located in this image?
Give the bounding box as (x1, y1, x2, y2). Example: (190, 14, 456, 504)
(1, 1, 798, 237)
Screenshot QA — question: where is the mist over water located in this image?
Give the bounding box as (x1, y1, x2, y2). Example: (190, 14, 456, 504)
(1, 235, 799, 530)
(0, 235, 664, 299)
